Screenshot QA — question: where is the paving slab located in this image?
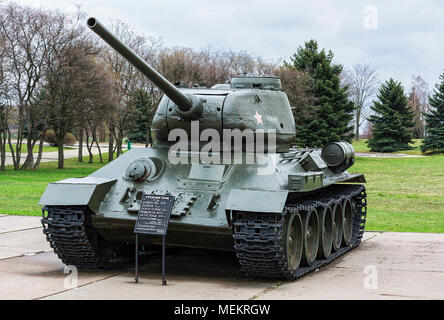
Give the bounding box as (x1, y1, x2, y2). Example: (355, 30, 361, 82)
(336, 232, 444, 272)
(0, 216, 442, 300)
(0, 215, 42, 233)
(0, 252, 120, 300)
(257, 232, 444, 300)
(43, 249, 272, 300)
(44, 272, 271, 300)
(0, 228, 51, 260)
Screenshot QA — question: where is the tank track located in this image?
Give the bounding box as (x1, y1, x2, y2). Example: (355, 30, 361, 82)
(232, 184, 367, 279)
(41, 206, 110, 269)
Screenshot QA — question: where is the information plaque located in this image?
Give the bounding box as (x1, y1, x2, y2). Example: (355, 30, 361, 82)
(134, 194, 175, 236)
(133, 194, 175, 285)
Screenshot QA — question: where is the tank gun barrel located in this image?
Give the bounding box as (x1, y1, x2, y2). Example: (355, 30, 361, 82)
(87, 17, 193, 112)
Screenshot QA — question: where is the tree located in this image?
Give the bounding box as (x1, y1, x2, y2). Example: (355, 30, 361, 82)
(0, 23, 9, 170)
(421, 72, 444, 153)
(101, 20, 159, 157)
(407, 75, 429, 139)
(274, 65, 314, 143)
(286, 40, 355, 147)
(0, 103, 7, 171)
(367, 79, 415, 152)
(126, 89, 155, 145)
(81, 61, 115, 164)
(43, 17, 99, 169)
(342, 65, 379, 140)
(273, 66, 313, 108)
(0, 3, 52, 169)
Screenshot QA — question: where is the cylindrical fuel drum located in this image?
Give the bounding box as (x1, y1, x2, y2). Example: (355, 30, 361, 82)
(321, 142, 355, 169)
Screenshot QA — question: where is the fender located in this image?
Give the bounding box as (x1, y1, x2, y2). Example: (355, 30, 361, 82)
(225, 189, 288, 214)
(39, 177, 117, 213)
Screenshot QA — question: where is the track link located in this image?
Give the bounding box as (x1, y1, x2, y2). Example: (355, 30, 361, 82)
(41, 206, 110, 269)
(232, 184, 367, 279)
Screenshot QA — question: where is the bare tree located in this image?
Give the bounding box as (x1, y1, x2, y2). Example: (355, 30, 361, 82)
(158, 47, 278, 88)
(227, 50, 256, 76)
(82, 62, 115, 163)
(276, 66, 314, 110)
(0, 20, 9, 170)
(0, 3, 52, 169)
(101, 20, 160, 157)
(342, 65, 378, 140)
(407, 75, 429, 139)
(43, 17, 98, 169)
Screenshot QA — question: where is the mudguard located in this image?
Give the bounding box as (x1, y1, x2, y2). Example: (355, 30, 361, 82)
(225, 189, 288, 213)
(38, 177, 117, 213)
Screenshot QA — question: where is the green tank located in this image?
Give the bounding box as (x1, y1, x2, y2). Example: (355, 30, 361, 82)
(39, 17, 367, 279)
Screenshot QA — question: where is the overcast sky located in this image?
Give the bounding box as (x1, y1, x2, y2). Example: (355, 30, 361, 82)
(13, 0, 444, 93)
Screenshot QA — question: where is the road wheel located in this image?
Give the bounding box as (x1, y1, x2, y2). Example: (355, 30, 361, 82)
(301, 209, 319, 266)
(317, 206, 333, 259)
(342, 199, 353, 246)
(285, 212, 304, 271)
(332, 202, 343, 252)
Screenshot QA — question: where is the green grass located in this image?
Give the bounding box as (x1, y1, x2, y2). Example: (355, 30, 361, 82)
(352, 139, 424, 155)
(0, 149, 443, 233)
(349, 153, 444, 233)
(7, 144, 73, 153)
(0, 154, 109, 216)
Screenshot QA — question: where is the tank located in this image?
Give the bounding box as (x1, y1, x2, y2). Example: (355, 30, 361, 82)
(39, 17, 367, 279)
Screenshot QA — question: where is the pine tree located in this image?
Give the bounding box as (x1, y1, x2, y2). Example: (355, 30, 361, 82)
(287, 40, 354, 147)
(367, 79, 415, 152)
(126, 89, 155, 145)
(421, 72, 444, 153)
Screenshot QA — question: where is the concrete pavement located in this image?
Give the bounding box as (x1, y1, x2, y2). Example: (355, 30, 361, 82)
(4, 147, 105, 166)
(0, 215, 443, 300)
(356, 152, 425, 158)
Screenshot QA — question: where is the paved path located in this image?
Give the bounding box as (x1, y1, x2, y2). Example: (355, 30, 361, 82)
(4, 147, 106, 166)
(0, 215, 442, 300)
(4, 141, 142, 166)
(5, 144, 424, 166)
(356, 152, 425, 158)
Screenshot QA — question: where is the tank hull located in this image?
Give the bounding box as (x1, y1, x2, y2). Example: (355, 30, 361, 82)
(40, 146, 364, 240)
(91, 215, 234, 251)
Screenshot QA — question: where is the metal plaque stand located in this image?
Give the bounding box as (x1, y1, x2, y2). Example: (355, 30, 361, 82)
(135, 233, 139, 283)
(133, 194, 174, 286)
(134, 234, 167, 285)
(162, 235, 167, 285)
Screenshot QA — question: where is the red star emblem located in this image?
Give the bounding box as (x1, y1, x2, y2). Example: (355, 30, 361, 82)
(254, 111, 263, 125)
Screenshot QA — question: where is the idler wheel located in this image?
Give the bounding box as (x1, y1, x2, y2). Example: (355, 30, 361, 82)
(317, 206, 333, 259)
(285, 212, 304, 271)
(332, 202, 343, 252)
(342, 199, 354, 246)
(301, 209, 319, 266)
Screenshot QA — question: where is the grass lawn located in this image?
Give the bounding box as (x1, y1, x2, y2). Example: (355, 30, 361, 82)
(352, 139, 424, 155)
(0, 154, 110, 216)
(349, 153, 444, 233)
(0, 148, 443, 233)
